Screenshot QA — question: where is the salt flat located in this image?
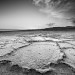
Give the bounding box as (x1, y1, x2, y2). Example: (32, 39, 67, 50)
(0, 31, 75, 74)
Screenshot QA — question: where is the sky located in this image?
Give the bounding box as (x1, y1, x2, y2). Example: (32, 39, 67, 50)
(0, 0, 75, 29)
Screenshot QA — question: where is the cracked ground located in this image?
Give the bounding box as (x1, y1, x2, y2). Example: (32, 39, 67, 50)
(0, 31, 75, 75)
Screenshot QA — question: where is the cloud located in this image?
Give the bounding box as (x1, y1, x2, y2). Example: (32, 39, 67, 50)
(72, 19, 75, 24)
(33, 0, 75, 25)
(69, 18, 75, 25)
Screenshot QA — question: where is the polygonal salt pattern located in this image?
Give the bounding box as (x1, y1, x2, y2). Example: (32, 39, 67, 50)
(0, 36, 30, 57)
(58, 42, 75, 49)
(64, 48, 75, 62)
(0, 48, 13, 57)
(65, 41, 75, 46)
(2, 42, 63, 72)
(0, 34, 75, 73)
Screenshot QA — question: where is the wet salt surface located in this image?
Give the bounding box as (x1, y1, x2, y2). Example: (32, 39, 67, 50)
(0, 32, 75, 74)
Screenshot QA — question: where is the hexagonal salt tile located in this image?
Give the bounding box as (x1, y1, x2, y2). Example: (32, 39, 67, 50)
(64, 48, 75, 62)
(58, 42, 75, 49)
(5, 42, 63, 72)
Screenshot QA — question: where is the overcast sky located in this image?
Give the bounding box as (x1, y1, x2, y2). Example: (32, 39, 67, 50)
(0, 0, 75, 29)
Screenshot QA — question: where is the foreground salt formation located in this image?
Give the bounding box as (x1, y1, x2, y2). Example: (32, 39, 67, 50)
(5, 42, 63, 72)
(0, 35, 75, 73)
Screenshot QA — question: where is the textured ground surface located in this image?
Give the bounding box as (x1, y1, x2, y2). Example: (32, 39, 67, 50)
(0, 31, 75, 75)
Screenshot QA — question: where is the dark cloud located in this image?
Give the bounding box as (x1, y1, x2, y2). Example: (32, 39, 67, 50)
(73, 19, 75, 24)
(33, 0, 75, 24)
(71, 18, 75, 24)
(46, 23, 55, 27)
